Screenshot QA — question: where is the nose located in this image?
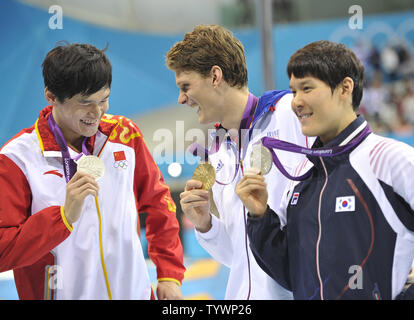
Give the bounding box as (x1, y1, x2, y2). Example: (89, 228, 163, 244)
(291, 92, 303, 111)
(178, 91, 187, 105)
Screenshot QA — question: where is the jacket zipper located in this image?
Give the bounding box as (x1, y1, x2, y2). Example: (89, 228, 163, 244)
(316, 157, 329, 300)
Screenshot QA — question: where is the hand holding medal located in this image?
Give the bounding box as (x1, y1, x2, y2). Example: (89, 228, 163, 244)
(237, 143, 271, 216)
(182, 93, 260, 229)
(64, 156, 105, 224)
(47, 114, 106, 225)
(180, 176, 213, 233)
(192, 162, 220, 217)
(180, 146, 216, 233)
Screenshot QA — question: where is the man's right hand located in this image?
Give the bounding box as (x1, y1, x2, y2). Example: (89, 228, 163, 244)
(235, 167, 268, 217)
(179, 180, 212, 233)
(64, 171, 99, 225)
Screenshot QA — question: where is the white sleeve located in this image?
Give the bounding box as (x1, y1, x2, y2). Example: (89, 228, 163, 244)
(387, 141, 414, 212)
(195, 213, 233, 267)
(370, 138, 414, 214)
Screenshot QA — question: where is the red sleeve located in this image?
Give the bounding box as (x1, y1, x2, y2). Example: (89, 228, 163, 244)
(132, 128, 186, 284)
(0, 154, 72, 272)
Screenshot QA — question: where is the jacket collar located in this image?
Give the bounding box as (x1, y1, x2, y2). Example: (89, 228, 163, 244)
(307, 115, 369, 166)
(212, 90, 291, 132)
(35, 105, 118, 155)
(311, 115, 367, 149)
(252, 90, 291, 128)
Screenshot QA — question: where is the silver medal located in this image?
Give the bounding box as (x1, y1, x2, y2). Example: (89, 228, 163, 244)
(249, 143, 273, 175)
(76, 155, 105, 181)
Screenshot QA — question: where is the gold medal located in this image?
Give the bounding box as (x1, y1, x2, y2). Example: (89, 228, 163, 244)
(250, 143, 273, 175)
(76, 155, 106, 181)
(192, 162, 216, 190)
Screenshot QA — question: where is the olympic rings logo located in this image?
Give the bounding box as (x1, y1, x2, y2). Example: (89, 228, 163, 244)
(114, 160, 128, 169)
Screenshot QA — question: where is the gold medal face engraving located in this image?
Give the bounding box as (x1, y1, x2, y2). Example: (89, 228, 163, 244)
(192, 162, 216, 190)
(77, 155, 105, 181)
(250, 144, 273, 175)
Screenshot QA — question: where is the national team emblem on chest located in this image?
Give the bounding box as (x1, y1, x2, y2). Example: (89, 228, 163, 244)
(335, 196, 355, 212)
(113, 151, 128, 169)
(290, 192, 300, 205)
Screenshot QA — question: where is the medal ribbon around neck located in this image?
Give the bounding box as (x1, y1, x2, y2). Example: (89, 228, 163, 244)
(48, 113, 91, 183)
(261, 123, 371, 181)
(188, 93, 258, 186)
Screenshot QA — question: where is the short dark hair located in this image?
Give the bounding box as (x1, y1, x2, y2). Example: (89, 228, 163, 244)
(42, 42, 112, 103)
(166, 24, 248, 88)
(287, 40, 365, 110)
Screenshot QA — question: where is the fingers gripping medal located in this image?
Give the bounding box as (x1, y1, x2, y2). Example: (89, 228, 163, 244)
(192, 162, 216, 190)
(76, 155, 106, 181)
(250, 143, 273, 175)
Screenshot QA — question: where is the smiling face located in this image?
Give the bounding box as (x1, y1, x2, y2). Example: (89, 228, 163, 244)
(289, 75, 356, 144)
(46, 86, 110, 149)
(175, 70, 220, 124)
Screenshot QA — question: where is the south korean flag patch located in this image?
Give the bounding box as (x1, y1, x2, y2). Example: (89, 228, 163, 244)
(335, 196, 355, 212)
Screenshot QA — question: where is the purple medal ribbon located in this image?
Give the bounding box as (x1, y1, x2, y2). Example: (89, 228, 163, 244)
(48, 114, 91, 183)
(261, 124, 371, 181)
(188, 93, 258, 186)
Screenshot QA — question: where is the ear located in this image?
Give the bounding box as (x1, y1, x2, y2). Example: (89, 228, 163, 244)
(339, 77, 354, 101)
(210, 65, 223, 88)
(44, 87, 57, 105)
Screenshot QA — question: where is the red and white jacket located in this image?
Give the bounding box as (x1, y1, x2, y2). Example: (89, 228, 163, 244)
(0, 106, 185, 300)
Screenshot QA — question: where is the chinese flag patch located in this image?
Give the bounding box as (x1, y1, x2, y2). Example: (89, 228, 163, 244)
(113, 151, 126, 161)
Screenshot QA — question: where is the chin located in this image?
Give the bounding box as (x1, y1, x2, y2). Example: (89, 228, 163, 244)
(82, 128, 99, 137)
(301, 126, 310, 136)
(301, 127, 318, 139)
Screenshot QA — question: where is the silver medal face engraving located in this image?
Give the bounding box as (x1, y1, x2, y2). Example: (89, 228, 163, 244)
(77, 155, 105, 180)
(250, 144, 272, 175)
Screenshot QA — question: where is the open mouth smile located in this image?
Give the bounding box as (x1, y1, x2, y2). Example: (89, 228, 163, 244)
(80, 119, 98, 126)
(298, 113, 313, 120)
